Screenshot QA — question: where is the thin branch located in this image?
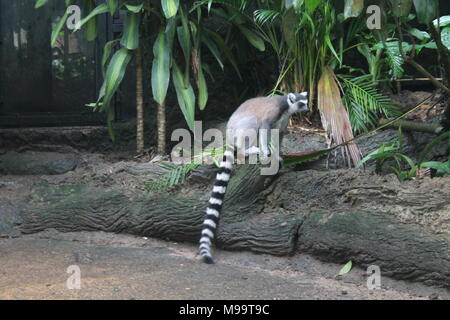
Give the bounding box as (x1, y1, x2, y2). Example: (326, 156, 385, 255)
(396, 19, 450, 95)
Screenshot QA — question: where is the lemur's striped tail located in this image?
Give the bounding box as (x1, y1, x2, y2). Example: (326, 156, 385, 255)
(199, 149, 234, 264)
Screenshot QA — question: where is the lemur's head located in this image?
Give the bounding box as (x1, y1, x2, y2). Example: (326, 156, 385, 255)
(287, 92, 309, 114)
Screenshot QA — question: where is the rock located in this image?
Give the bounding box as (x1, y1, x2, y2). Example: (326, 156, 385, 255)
(0, 151, 78, 175)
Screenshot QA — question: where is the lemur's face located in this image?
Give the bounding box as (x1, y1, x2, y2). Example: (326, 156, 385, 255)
(287, 92, 309, 113)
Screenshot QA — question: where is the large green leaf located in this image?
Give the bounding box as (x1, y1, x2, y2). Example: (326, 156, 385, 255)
(152, 31, 171, 105)
(101, 48, 132, 108)
(74, 3, 108, 32)
(121, 11, 141, 50)
(237, 25, 265, 51)
(172, 63, 196, 132)
(161, 0, 179, 19)
(51, 11, 70, 47)
(101, 39, 120, 77)
(177, 6, 192, 87)
(101, 48, 132, 140)
(390, 0, 412, 17)
(85, 0, 98, 41)
(433, 16, 450, 28)
(441, 27, 450, 50)
(413, 0, 438, 24)
(165, 17, 177, 51)
(197, 64, 208, 110)
(344, 0, 364, 20)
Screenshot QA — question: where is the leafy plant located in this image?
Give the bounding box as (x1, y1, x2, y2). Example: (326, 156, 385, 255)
(146, 162, 200, 193)
(339, 74, 401, 134)
(36, 0, 241, 154)
(358, 130, 450, 182)
(203, 0, 364, 167)
(146, 146, 226, 192)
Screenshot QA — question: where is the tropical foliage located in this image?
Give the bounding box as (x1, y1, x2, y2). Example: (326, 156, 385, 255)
(35, 0, 450, 166)
(358, 130, 450, 182)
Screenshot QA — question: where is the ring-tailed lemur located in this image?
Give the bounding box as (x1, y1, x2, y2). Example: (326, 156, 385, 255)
(199, 92, 309, 264)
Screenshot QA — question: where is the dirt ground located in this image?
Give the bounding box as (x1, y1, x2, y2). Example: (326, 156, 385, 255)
(0, 230, 448, 300)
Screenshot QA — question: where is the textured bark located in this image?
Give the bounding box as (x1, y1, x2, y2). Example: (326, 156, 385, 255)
(136, 46, 144, 154)
(157, 101, 166, 155)
(18, 166, 450, 288)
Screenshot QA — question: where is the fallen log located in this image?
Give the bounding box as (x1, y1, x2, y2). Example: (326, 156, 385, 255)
(18, 165, 450, 288)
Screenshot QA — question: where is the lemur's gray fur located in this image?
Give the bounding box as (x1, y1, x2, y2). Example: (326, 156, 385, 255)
(199, 92, 309, 264)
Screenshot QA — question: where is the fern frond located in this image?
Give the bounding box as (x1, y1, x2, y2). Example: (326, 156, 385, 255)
(339, 74, 401, 134)
(254, 9, 280, 26)
(146, 162, 201, 193)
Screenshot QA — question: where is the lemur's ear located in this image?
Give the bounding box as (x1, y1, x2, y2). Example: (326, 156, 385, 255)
(287, 93, 296, 104)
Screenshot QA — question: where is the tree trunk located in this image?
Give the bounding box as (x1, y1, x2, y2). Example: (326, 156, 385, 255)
(136, 46, 144, 154)
(157, 101, 166, 155)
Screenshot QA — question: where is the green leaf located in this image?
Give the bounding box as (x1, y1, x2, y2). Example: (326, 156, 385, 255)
(418, 131, 450, 164)
(237, 25, 265, 52)
(152, 31, 171, 105)
(74, 3, 108, 32)
(413, 0, 438, 24)
(107, 0, 119, 15)
(172, 63, 196, 132)
(197, 64, 208, 110)
(433, 16, 450, 28)
(99, 48, 132, 141)
(205, 29, 242, 80)
(390, 0, 413, 17)
(420, 161, 450, 175)
(177, 5, 192, 87)
(101, 47, 132, 109)
(344, 0, 364, 20)
(305, 0, 322, 13)
(407, 28, 430, 41)
(161, 0, 179, 19)
(101, 39, 120, 77)
(51, 11, 70, 47)
(125, 3, 143, 13)
(441, 27, 450, 50)
(201, 33, 224, 70)
(35, 0, 48, 8)
(338, 261, 353, 276)
(121, 11, 141, 50)
(85, 0, 98, 41)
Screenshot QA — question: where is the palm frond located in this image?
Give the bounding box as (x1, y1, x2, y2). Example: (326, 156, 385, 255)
(339, 74, 401, 134)
(146, 162, 200, 193)
(373, 40, 412, 80)
(254, 9, 280, 26)
(317, 66, 362, 167)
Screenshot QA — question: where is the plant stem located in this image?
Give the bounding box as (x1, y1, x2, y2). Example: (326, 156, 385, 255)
(396, 21, 450, 95)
